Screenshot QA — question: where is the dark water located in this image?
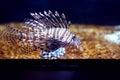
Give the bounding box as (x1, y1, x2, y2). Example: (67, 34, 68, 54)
(0, 71, 119, 80)
(0, 0, 120, 25)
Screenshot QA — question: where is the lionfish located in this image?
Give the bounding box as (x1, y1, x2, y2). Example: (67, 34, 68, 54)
(0, 10, 81, 59)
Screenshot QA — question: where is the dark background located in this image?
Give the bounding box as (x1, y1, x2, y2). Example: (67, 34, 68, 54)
(0, 71, 119, 80)
(1, 0, 120, 25)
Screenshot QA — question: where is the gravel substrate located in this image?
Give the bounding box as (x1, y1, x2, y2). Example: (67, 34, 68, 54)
(0, 23, 120, 59)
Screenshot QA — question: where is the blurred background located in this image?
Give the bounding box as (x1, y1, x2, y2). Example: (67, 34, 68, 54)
(0, 0, 120, 25)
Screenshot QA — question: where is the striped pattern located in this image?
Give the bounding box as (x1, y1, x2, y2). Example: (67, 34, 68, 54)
(0, 25, 22, 45)
(0, 10, 81, 59)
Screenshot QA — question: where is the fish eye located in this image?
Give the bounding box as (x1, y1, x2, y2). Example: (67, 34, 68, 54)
(72, 34, 76, 40)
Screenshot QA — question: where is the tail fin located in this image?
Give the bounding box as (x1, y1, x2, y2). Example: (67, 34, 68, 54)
(0, 25, 22, 45)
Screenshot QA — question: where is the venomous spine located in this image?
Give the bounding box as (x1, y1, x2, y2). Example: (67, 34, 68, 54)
(0, 10, 81, 59)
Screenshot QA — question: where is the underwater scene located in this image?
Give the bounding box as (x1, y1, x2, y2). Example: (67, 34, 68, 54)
(0, 0, 120, 59)
(0, 22, 120, 59)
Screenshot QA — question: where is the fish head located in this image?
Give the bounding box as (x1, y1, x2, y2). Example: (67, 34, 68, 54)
(71, 34, 81, 48)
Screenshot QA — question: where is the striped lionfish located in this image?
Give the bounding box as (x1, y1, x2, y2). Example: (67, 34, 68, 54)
(0, 10, 81, 59)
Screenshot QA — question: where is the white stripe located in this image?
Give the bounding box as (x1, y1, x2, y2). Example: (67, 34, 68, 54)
(49, 27, 54, 38)
(31, 23, 36, 26)
(60, 29, 68, 41)
(62, 31, 70, 42)
(44, 29, 47, 39)
(48, 28, 52, 38)
(34, 20, 44, 28)
(65, 30, 69, 36)
(67, 33, 73, 43)
(55, 28, 59, 39)
(25, 22, 30, 24)
(58, 28, 63, 38)
(59, 28, 66, 39)
(63, 31, 71, 47)
(51, 28, 55, 38)
(69, 40, 73, 45)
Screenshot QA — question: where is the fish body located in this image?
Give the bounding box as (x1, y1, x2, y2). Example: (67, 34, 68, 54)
(0, 10, 81, 59)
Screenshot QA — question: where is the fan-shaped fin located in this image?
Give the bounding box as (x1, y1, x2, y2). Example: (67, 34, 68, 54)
(30, 10, 71, 29)
(23, 18, 45, 33)
(0, 25, 22, 45)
